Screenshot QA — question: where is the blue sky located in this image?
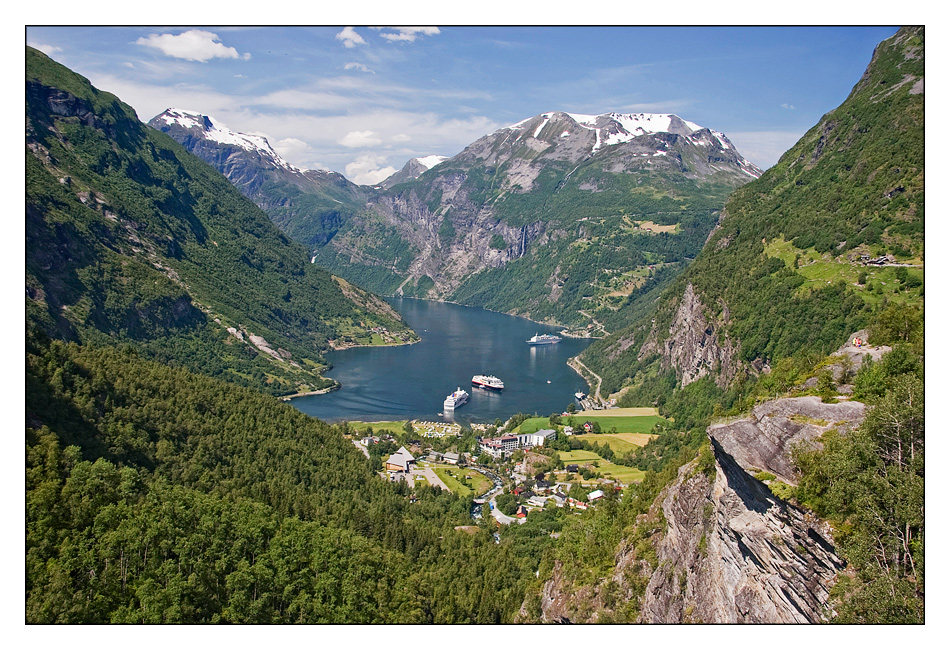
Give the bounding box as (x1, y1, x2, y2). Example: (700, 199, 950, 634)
(27, 25, 900, 184)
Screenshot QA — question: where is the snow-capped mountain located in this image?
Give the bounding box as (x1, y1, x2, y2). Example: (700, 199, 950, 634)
(149, 108, 373, 247)
(473, 111, 762, 183)
(379, 155, 449, 189)
(151, 108, 301, 173)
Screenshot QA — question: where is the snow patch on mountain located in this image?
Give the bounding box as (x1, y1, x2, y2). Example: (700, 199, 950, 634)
(508, 111, 710, 154)
(416, 155, 448, 170)
(156, 108, 302, 172)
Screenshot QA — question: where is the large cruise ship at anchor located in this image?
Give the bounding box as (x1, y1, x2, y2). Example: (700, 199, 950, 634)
(527, 333, 562, 345)
(472, 374, 504, 390)
(443, 388, 469, 410)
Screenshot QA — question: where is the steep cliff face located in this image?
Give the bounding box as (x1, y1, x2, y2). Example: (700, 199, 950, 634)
(638, 436, 846, 623)
(532, 396, 863, 623)
(637, 283, 739, 389)
(708, 396, 866, 484)
(365, 180, 527, 298)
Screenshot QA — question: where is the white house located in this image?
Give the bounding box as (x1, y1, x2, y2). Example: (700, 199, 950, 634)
(527, 495, 548, 508)
(385, 446, 416, 472)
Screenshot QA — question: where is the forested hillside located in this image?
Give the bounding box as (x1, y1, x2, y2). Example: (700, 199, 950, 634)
(26, 325, 545, 623)
(26, 47, 415, 397)
(582, 26, 923, 406)
(314, 113, 760, 329)
(520, 26, 923, 623)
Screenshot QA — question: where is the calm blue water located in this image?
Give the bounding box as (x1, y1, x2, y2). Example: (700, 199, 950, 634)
(290, 298, 594, 425)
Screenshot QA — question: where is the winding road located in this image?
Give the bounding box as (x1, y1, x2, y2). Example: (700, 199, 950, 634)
(568, 356, 606, 407)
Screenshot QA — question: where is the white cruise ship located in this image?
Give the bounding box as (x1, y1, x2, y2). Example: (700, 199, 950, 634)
(527, 333, 562, 345)
(443, 388, 469, 410)
(472, 374, 504, 390)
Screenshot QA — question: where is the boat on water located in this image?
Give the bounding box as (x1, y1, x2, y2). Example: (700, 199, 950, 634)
(575, 391, 587, 401)
(527, 333, 562, 345)
(472, 374, 505, 390)
(443, 388, 469, 410)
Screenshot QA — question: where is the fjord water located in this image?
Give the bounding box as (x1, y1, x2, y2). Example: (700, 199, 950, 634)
(290, 297, 594, 425)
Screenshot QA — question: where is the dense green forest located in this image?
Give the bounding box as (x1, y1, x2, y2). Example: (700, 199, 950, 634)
(26, 46, 414, 397)
(795, 315, 924, 622)
(26, 325, 544, 623)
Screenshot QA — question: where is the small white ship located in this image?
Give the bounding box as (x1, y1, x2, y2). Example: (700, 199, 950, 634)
(443, 388, 469, 410)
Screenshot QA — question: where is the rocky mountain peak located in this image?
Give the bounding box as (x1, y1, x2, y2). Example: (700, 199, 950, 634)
(149, 108, 300, 173)
(379, 155, 449, 189)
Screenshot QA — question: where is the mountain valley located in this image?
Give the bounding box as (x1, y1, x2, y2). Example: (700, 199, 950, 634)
(26, 26, 924, 625)
(153, 108, 762, 332)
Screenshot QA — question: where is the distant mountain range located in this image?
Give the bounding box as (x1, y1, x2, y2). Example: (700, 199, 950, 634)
(152, 108, 761, 329)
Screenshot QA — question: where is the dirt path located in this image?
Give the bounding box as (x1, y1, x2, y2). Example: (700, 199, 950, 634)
(351, 440, 370, 459)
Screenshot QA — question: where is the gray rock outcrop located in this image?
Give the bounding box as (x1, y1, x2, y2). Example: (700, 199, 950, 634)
(708, 396, 866, 485)
(638, 283, 739, 389)
(638, 436, 846, 623)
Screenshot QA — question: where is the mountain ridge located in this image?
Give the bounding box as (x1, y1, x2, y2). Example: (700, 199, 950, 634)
(581, 25, 923, 402)
(27, 46, 416, 396)
(157, 105, 763, 329)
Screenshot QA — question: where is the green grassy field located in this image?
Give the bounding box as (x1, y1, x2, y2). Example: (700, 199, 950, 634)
(765, 238, 923, 307)
(519, 414, 665, 435)
(575, 432, 656, 454)
(350, 420, 406, 433)
(558, 450, 602, 462)
(558, 450, 645, 484)
(595, 462, 645, 484)
(431, 465, 492, 498)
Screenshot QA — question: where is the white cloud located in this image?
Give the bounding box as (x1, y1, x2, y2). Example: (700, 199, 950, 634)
(781, 103, 797, 110)
(339, 130, 384, 148)
(344, 62, 375, 74)
(28, 42, 61, 56)
(371, 27, 440, 43)
(135, 30, 250, 62)
(76, 71, 501, 181)
(727, 130, 809, 170)
(273, 137, 318, 165)
(336, 27, 366, 48)
(345, 154, 398, 185)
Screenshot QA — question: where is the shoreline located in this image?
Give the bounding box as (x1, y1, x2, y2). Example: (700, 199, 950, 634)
(387, 295, 595, 338)
(281, 384, 340, 400)
(329, 336, 420, 351)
